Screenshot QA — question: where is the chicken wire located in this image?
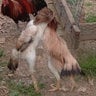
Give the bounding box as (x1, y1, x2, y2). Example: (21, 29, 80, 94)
(66, 0, 84, 23)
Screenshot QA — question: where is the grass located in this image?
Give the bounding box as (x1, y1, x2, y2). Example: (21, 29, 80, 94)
(85, 2, 92, 6)
(85, 14, 96, 23)
(7, 80, 45, 96)
(78, 52, 96, 76)
(0, 61, 8, 67)
(0, 48, 5, 57)
(84, 1, 96, 23)
(0, 48, 7, 67)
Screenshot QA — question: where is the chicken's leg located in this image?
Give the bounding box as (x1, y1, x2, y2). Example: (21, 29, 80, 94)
(49, 80, 61, 91)
(26, 49, 39, 92)
(48, 56, 61, 91)
(31, 73, 39, 92)
(70, 75, 77, 91)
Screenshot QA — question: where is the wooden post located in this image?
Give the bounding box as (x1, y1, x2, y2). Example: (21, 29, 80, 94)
(53, 0, 80, 49)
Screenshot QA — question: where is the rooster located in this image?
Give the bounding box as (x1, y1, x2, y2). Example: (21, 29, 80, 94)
(1, 0, 47, 28)
(7, 8, 84, 92)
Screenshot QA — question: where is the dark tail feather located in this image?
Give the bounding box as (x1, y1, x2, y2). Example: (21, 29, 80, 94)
(7, 58, 18, 73)
(60, 68, 85, 78)
(7, 49, 19, 73)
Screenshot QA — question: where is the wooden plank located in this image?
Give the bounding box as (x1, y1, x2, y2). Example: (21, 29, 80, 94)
(80, 34, 96, 41)
(79, 23, 96, 41)
(53, 0, 81, 49)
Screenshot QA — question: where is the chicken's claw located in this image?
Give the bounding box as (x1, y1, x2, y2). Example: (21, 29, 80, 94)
(49, 84, 69, 92)
(48, 84, 60, 91)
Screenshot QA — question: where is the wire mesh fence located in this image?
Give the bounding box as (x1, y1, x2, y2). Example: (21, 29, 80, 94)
(66, 0, 84, 23)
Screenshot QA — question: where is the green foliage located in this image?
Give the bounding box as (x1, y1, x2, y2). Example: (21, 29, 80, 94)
(0, 61, 8, 67)
(0, 48, 7, 76)
(0, 49, 4, 57)
(8, 80, 44, 96)
(78, 53, 96, 76)
(9, 91, 19, 96)
(85, 2, 92, 6)
(85, 15, 96, 23)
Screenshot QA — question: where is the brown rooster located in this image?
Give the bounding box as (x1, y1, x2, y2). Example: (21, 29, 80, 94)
(7, 8, 84, 92)
(1, 0, 47, 27)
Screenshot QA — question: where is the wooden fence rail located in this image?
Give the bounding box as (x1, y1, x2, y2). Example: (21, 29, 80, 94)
(53, 0, 96, 49)
(79, 23, 96, 41)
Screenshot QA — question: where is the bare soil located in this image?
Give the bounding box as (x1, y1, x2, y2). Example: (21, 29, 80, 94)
(0, 0, 96, 96)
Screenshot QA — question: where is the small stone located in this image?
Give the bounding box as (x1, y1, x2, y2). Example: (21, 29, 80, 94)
(60, 86, 69, 92)
(7, 73, 14, 77)
(77, 87, 87, 92)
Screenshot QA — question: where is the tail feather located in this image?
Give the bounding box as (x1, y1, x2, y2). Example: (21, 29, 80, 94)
(60, 66, 85, 78)
(17, 0, 34, 13)
(7, 49, 19, 73)
(7, 58, 18, 73)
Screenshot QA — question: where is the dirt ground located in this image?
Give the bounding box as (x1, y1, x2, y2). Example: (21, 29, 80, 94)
(0, 0, 96, 96)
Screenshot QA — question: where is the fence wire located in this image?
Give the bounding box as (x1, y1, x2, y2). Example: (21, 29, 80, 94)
(66, 0, 84, 23)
